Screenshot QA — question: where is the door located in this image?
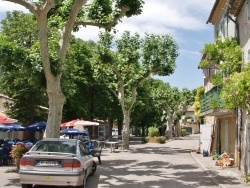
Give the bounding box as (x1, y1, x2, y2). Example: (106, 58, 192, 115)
(224, 120, 229, 153)
(200, 124, 213, 155)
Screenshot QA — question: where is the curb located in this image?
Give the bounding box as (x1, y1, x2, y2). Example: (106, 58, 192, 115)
(191, 152, 227, 188)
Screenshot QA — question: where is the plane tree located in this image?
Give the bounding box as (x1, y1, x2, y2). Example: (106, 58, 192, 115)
(3, 0, 144, 138)
(151, 79, 194, 139)
(130, 78, 163, 136)
(95, 31, 179, 149)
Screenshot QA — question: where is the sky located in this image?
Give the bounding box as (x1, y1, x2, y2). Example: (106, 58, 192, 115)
(0, 0, 215, 90)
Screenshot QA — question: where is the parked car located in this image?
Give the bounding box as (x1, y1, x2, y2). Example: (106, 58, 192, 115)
(19, 138, 96, 188)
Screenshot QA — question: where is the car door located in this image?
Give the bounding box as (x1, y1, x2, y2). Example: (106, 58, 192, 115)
(78, 141, 93, 174)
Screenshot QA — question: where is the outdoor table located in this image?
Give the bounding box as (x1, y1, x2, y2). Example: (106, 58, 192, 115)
(105, 141, 119, 152)
(96, 140, 106, 148)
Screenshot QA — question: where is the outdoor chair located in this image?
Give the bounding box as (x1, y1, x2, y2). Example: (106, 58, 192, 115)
(91, 148, 102, 165)
(0, 146, 12, 165)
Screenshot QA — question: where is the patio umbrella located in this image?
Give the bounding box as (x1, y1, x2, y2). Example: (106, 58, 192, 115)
(2, 123, 26, 132)
(61, 119, 99, 127)
(26, 122, 46, 132)
(0, 123, 7, 131)
(60, 128, 88, 135)
(74, 120, 99, 126)
(0, 115, 18, 124)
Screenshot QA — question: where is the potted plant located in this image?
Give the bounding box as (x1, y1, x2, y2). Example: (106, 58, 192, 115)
(10, 143, 29, 170)
(146, 126, 166, 144)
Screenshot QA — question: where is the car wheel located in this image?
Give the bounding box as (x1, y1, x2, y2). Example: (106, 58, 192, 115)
(21, 184, 33, 188)
(89, 161, 97, 176)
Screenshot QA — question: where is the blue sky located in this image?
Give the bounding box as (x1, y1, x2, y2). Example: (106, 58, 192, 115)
(0, 0, 215, 90)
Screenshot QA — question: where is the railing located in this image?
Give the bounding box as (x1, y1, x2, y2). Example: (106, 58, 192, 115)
(200, 86, 223, 114)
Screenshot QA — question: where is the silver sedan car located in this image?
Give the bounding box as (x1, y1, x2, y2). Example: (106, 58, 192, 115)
(19, 138, 97, 188)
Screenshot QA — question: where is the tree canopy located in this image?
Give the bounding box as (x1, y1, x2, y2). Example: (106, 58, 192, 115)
(0, 11, 47, 123)
(220, 64, 250, 112)
(95, 31, 179, 148)
(2, 0, 145, 138)
(199, 37, 242, 86)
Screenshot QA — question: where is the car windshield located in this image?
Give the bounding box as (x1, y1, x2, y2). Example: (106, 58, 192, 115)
(31, 140, 76, 154)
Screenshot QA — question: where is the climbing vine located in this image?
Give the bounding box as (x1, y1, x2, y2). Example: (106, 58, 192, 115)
(199, 37, 242, 86)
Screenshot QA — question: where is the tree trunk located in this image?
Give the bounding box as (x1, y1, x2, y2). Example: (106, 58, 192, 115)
(122, 110, 130, 149)
(44, 77, 65, 138)
(108, 115, 113, 138)
(117, 118, 123, 136)
(165, 117, 173, 140)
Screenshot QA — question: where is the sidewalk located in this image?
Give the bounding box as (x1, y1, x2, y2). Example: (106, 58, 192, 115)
(189, 137, 249, 188)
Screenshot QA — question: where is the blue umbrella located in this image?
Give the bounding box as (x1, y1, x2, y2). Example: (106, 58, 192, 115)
(2, 124, 26, 132)
(0, 124, 7, 131)
(60, 128, 88, 135)
(26, 122, 46, 132)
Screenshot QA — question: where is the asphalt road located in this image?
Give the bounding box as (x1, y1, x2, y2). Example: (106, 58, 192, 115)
(0, 135, 219, 188)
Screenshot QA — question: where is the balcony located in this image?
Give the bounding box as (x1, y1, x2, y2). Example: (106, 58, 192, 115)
(200, 86, 234, 117)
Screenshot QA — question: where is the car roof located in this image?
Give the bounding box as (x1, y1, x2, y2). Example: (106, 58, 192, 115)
(40, 138, 78, 142)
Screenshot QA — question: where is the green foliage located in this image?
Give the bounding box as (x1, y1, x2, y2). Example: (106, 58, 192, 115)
(0, 12, 47, 123)
(130, 78, 163, 136)
(62, 37, 122, 121)
(116, 0, 144, 17)
(220, 65, 250, 111)
(243, 174, 250, 183)
(181, 129, 187, 136)
(95, 30, 178, 118)
(84, 0, 144, 29)
(148, 126, 159, 137)
(158, 136, 166, 143)
(142, 33, 179, 76)
(87, 0, 113, 25)
(199, 37, 250, 114)
(148, 78, 194, 135)
(194, 86, 204, 118)
(199, 37, 242, 86)
(210, 99, 222, 109)
(1, 0, 145, 139)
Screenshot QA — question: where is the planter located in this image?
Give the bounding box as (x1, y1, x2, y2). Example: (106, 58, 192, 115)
(147, 138, 160, 143)
(146, 136, 166, 144)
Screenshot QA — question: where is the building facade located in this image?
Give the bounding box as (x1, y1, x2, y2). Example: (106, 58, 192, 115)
(201, 0, 250, 175)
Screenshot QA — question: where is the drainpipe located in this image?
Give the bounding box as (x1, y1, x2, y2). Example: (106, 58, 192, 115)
(237, 108, 242, 170)
(218, 120, 221, 154)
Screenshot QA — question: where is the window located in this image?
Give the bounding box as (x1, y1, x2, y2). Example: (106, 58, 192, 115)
(248, 0, 250, 19)
(98, 125, 105, 137)
(219, 18, 228, 38)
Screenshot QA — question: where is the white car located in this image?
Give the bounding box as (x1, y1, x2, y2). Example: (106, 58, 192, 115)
(19, 138, 96, 188)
